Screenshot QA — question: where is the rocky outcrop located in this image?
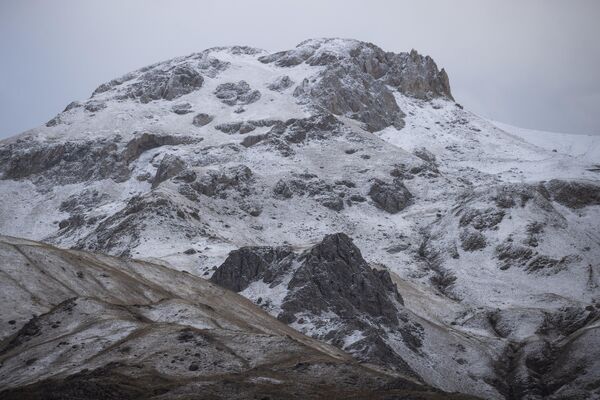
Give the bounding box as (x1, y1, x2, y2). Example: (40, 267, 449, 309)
(171, 102, 193, 114)
(184, 165, 254, 199)
(152, 154, 186, 188)
(267, 75, 294, 91)
(545, 179, 600, 208)
(260, 38, 453, 131)
(211, 233, 429, 377)
(122, 132, 195, 164)
(294, 65, 405, 132)
(211, 247, 295, 292)
(368, 178, 413, 213)
(279, 233, 403, 323)
(93, 64, 204, 103)
(192, 113, 214, 127)
(214, 81, 261, 106)
(0, 138, 130, 184)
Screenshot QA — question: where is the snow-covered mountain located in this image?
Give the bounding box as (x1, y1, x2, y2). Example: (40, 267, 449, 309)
(0, 38, 599, 399)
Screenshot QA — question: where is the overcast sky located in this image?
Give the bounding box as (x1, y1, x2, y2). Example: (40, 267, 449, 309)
(1, 0, 599, 138)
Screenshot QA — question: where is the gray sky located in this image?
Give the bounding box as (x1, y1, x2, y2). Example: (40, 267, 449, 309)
(1, 0, 599, 138)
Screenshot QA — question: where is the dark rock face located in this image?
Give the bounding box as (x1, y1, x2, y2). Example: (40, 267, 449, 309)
(240, 134, 267, 148)
(94, 65, 204, 103)
(280, 233, 403, 323)
(192, 113, 214, 127)
(211, 247, 295, 292)
(210, 233, 426, 377)
(152, 155, 186, 188)
(214, 81, 261, 106)
(0, 138, 130, 184)
(545, 179, 600, 208)
(368, 179, 413, 213)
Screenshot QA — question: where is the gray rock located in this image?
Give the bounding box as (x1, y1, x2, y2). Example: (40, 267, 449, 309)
(192, 165, 254, 198)
(267, 75, 294, 91)
(459, 229, 487, 251)
(122, 133, 195, 164)
(211, 247, 294, 292)
(260, 39, 453, 131)
(459, 208, 505, 230)
(84, 101, 106, 112)
(171, 102, 193, 115)
(319, 196, 344, 211)
(413, 147, 437, 164)
(545, 179, 600, 209)
(368, 179, 413, 213)
(152, 155, 186, 189)
(131, 65, 203, 103)
(241, 134, 268, 148)
(214, 81, 261, 106)
(192, 113, 214, 127)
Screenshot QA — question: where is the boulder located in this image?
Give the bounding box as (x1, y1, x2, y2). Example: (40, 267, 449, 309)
(368, 179, 413, 213)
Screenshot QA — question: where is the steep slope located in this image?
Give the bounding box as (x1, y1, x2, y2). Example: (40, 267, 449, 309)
(0, 38, 598, 399)
(0, 235, 478, 399)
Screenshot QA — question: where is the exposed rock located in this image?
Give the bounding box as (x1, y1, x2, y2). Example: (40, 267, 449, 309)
(319, 196, 344, 211)
(214, 81, 261, 106)
(495, 240, 535, 270)
(368, 178, 413, 213)
(152, 154, 186, 188)
(260, 39, 453, 131)
(192, 165, 254, 198)
(0, 138, 130, 184)
(294, 65, 405, 132)
(459, 208, 505, 230)
(171, 102, 193, 114)
(215, 119, 279, 134)
(241, 133, 268, 148)
(84, 100, 106, 112)
(98, 65, 204, 103)
(545, 179, 600, 209)
(281, 233, 403, 322)
(211, 247, 295, 292)
(413, 147, 437, 164)
(192, 113, 214, 127)
(459, 229, 487, 251)
(122, 132, 194, 164)
(267, 75, 294, 91)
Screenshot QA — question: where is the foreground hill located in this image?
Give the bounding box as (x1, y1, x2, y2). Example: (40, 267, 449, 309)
(0, 235, 478, 399)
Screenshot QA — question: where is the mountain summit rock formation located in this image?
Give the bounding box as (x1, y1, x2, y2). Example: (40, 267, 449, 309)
(0, 38, 599, 399)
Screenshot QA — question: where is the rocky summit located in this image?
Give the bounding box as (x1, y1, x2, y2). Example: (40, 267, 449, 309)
(0, 38, 599, 400)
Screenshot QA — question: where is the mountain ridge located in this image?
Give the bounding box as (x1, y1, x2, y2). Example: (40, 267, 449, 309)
(0, 38, 599, 399)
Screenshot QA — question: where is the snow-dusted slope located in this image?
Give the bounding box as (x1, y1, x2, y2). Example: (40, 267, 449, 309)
(492, 120, 600, 164)
(0, 38, 599, 399)
(0, 235, 474, 399)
